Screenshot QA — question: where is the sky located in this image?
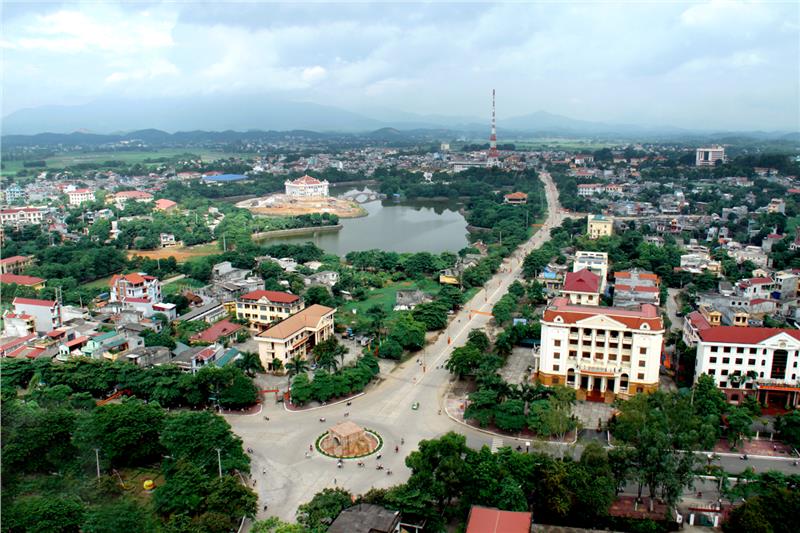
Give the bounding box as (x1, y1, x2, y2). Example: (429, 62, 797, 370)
(1, 0, 799, 131)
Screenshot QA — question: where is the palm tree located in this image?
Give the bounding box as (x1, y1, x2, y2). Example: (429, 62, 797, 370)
(270, 357, 284, 374)
(236, 351, 264, 377)
(285, 356, 309, 391)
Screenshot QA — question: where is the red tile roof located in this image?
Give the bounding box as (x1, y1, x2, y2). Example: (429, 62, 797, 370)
(0, 255, 32, 265)
(543, 297, 663, 330)
(291, 174, 323, 185)
(111, 273, 146, 285)
(504, 191, 528, 200)
(154, 198, 177, 210)
(0, 273, 45, 286)
(614, 270, 659, 281)
(115, 190, 153, 199)
(686, 311, 711, 331)
(191, 319, 243, 343)
(563, 268, 600, 294)
(698, 326, 800, 344)
(240, 290, 300, 303)
(465, 506, 531, 533)
(13, 297, 56, 307)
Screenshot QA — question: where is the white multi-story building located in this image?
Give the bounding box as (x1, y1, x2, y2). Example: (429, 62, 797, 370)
(0, 207, 45, 228)
(235, 290, 304, 331)
(12, 297, 62, 333)
(586, 214, 613, 239)
(695, 326, 800, 408)
(109, 273, 163, 317)
(573, 251, 609, 292)
(561, 269, 601, 306)
(254, 304, 335, 368)
(112, 190, 154, 209)
(284, 175, 329, 198)
(538, 298, 664, 402)
(696, 146, 726, 167)
(66, 188, 95, 206)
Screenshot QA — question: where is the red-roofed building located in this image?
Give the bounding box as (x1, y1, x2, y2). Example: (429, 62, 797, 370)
(154, 198, 178, 212)
(0, 207, 46, 228)
(465, 506, 531, 533)
(503, 191, 528, 205)
(0, 273, 46, 289)
(109, 272, 163, 317)
(111, 190, 154, 208)
(0, 333, 37, 357)
(284, 174, 329, 197)
(613, 269, 661, 308)
(66, 188, 94, 206)
(539, 297, 664, 401)
(235, 290, 304, 331)
(696, 326, 800, 407)
(2, 311, 36, 337)
(190, 319, 244, 346)
(12, 297, 61, 333)
(0, 255, 35, 275)
(562, 268, 601, 306)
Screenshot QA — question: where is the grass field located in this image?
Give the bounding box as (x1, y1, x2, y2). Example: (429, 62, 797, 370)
(81, 275, 117, 290)
(1, 148, 248, 177)
(127, 242, 220, 262)
(513, 138, 617, 151)
(338, 278, 441, 327)
(163, 278, 206, 296)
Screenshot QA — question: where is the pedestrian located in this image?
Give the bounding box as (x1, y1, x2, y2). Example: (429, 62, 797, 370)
(253, 479, 257, 486)
(263, 504, 268, 511)
(262, 468, 266, 475)
(334, 478, 337, 484)
(309, 444, 312, 452)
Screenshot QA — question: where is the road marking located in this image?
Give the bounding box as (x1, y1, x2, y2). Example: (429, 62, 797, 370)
(491, 437, 504, 453)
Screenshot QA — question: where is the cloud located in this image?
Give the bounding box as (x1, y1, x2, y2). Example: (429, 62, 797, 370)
(106, 59, 180, 83)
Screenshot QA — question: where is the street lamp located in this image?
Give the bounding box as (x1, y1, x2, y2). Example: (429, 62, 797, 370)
(94, 448, 101, 478)
(216, 448, 223, 478)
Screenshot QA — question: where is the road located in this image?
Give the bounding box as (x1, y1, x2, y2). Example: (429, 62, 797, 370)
(224, 173, 797, 526)
(226, 171, 567, 524)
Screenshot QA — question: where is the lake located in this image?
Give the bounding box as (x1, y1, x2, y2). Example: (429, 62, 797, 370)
(255, 185, 469, 255)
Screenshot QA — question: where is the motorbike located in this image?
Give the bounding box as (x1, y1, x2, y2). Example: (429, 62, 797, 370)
(319, 417, 326, 422)
(376, 464, 384, 470)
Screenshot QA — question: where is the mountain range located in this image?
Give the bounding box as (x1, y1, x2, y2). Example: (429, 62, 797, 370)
(2, 94, 797, 141)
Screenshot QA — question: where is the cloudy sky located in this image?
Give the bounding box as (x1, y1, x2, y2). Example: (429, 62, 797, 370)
(2, 0, 799, 130)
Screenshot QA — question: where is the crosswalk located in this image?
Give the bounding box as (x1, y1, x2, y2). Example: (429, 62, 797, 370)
(490, 437, 503, 453)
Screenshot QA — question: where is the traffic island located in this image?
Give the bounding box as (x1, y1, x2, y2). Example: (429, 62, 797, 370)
(315, 421, 383, 459)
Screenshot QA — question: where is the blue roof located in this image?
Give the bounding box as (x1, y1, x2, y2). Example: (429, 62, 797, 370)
(204, 174, 248, 182)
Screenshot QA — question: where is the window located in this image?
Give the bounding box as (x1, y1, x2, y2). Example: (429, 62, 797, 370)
(622, 355, 631, 362)
(762, 360, 766, 366)
(724, 347, 731, 353)
(720, 381, 728, 388)
(748, 359, 756, 366)
(639, 360, 646, 367)
(723, 357, 730, 364)
(609, 352, 617, 361)
(637, 373, 645, 380)
(731, 394, 739, 402)
(553, 365, 560, 372)
(636, 386, 644, 393)
(760, 372, 765, 378)
(722, 369, 729, 375)
(708, 369, 716, 375)
(710, 357, 717, 363)
(552, 377, 560, 384)
(583, 352, 591, 359)
(749, 348, 757, 354)
(639, 347, 647, 355)
(554, 340, 561, 347)
(735, 358, 743, 365)
(569, 351, 577, 358)
(554, 352, 561, 359)
(737, 347, 744, 354)
(711, 346, 718, 353)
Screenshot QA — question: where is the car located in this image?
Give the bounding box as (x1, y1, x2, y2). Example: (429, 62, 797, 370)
(411, 402, 419, 411)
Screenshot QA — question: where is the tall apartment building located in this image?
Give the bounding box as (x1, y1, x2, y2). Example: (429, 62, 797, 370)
(695, 326, 800, 408)
(573, 251, 609, 293)
(235, 290, 304, 331)
(586, 214, 613, 239)
(695, 146, 726, 167)
(538, 297, 664, 402)
(254, 304, 335, 368)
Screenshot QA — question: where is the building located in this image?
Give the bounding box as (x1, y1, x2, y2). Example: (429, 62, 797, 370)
(562, 269, 601, 306)
(284, 175, 329, 198)
(154, 198, 178, 212)
(109, 273, 163, 316)
(577, 183, 605, 197)
(160, 233, 177, 247)
(587, 214, 613, 240)
(112, 190, 154, 209)
(0, 207, 46, 228)
(573, 251, 609, 292)
(393, 289, 431, 311)
(235, 290, 304, 331)
(695, 326, 800, 408)
(12, 297, 62, 333)
(3, 184, 26, 203)
(465, 506, 532, 533)
(696, 146, 726, 167)
(2, 312, 36, 337)
(0, 255, 35, 275)
(190, 319, 244, 346)
(67, 188, 95, 206)
(175, 301, 228, 324)
(503, 192, 528, 205)
(767, 198, 786, 215)
(539, 297, 664, 402)
(329, 504, 401, 533)
(613, 269, 661, 308)
(254, 304, 335, 368)
(0, 273, 46, 290)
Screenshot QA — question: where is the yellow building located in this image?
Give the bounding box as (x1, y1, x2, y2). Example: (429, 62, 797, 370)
(587, 214, 613, 240)
(234, 290, 304, 331)
(254, 304, 336, 368)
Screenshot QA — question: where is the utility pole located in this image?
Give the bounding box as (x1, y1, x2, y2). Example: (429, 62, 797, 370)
(94, 448, 101, 478)
(216, 448, 223, 478)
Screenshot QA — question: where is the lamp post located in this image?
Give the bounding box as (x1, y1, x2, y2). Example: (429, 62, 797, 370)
(216, 448, 223, 478)
(94, 448, 101, 478)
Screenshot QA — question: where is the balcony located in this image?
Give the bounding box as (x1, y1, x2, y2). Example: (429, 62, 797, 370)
(755, 378, 800, 390)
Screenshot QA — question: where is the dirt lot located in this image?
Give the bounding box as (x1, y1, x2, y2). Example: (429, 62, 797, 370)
(127, 242, 219, 261)
(236, 194, 366, 218)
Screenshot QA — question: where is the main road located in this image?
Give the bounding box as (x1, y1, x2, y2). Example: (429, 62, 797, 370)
(227, 171, 567, 523)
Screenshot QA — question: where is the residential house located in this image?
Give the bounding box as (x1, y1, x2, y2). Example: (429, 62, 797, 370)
(0, 273, 46, 290)
(12, 297, 61, 333)
(329, 504, 401, 533)
(2, 312, 36, 337)
(465, 506, 532, 533)
(190, 319, 244, 346)
(587, 214, 613, 239)
(112, 190, 154, 209)
(573, 251, 609, 292)
(393, 289, 432, 311)
(0, 207, 46, 228)
(67, 188, 94, 206)
(613, 270, 661, 308)
(503, 192, 528, 205)
(175, 300, 228, 324)
(154, 198, 178, 212)
(561, 269, 601, 306)
(109, 272, 164, 317)
(304, 270, 340, 287)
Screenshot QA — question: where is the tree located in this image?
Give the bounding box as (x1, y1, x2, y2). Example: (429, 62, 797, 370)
(252, 517, 309, 533)
(724, 498, 773, 533)
(495, 477, 528, 512)
(236, 351, 265, 377)
(83, 499, 159, 533)
(75, 399, 165, 467)
(494, 399, 526, 432)
(437, 284, 464, 310)
(153, 460, 209, 517)
(378, 338, 403, 360)
(305, 285, 336, 308)
(726, 406, 755, 450)
(388, 314, 426, 351)
(467, 329, 490, 352)
(365, 304, 388, 337)
(465, 388, 498, 427)
(159, 411, 250, 476)
(405, 432, 471, 512)
(5, 496, 85, 533)
(204, 474, 258, 523)
(286, 356, 309, 391)
(412, 301, 449, 331)
(775, 410, 800, 447)
(311, 371, 335, 403)
(142, 328, 176, 350)
(296, 487, 353, 532)
(313, 338, 348, 371)
(291, 373, 313, 405)
(445, 344, 482, 379)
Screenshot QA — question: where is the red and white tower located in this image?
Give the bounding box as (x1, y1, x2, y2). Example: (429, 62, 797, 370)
(488, 89, 499, 166)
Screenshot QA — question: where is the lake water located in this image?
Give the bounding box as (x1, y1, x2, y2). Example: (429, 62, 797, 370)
(256, 185, 469, 255)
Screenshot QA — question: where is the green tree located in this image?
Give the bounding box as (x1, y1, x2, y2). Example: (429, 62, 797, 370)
(437, 284, 464, 310)
(304, 285, 336, 307)
(312, 338, 348, 371)
(726, 406, 755, 450)
(291, 373, 313, 405)
(5, 496, 85, 533)
(467, 329, 490, 352)
(378, 338, 403, 360)
(83, 499, 159, 533)
(311, 371, 335, 403)
(412, 301, 449, 331)
(405, 432, 471, 512)
(388, 313, 426, 351)
(495, 477, 528, 512)
(296, 487, 353, 532)
(445, 344, 482, 379)
(236, 351, 265, 377)
(775, 410, 800, 447)
(286, 356, 309, 391)
(494, 399, 526, 432)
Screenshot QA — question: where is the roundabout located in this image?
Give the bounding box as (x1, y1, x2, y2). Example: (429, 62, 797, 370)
(315, 421, 383, 459)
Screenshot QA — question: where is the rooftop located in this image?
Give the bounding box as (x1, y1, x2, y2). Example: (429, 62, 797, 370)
(544, 297, 663, 329)
(257, 304, 335, 340)
(0, 273, 45, 286)
(699, 326, 800, 345)
(240, 290, 300, 303)
(289, 174, 324, 185)
(563, 268, 600, 294)
(13, 297, 57, 307)
(465, 506, 531, 533)
(191, 319, 243, 343)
